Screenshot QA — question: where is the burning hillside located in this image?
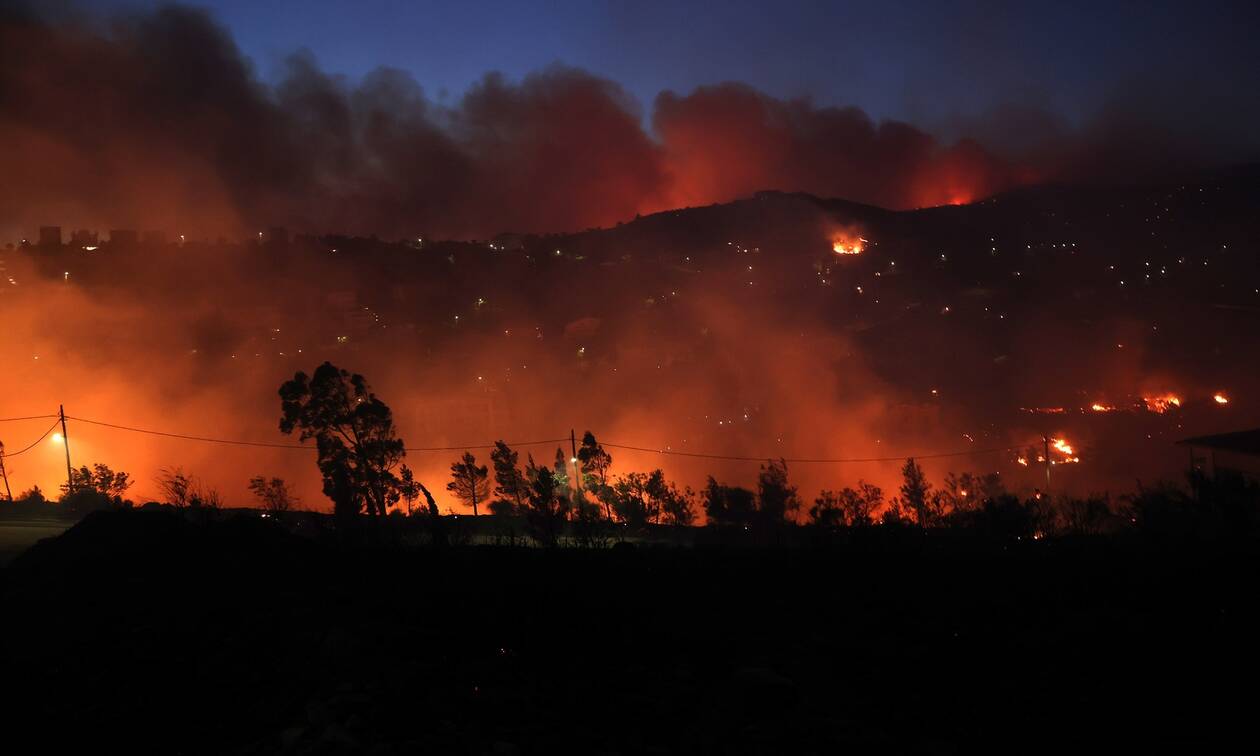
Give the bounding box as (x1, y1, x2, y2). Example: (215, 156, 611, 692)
(2, 176, 1259, 510)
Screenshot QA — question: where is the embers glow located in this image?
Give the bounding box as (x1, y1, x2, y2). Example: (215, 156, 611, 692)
(1142, 394, 1182, 413)
(1050, 437, 1081, 464)
(831, 235, 866, 255)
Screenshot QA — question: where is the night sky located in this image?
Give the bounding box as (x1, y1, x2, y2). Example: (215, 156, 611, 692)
(77, 0, 1260, 134)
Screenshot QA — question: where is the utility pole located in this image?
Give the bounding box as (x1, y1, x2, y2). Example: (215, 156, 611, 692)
(60, 404, 74, 494)
(569, 429, 581, 499)
(0, 441, 12, 502)
(1042, 435, 1052, 494)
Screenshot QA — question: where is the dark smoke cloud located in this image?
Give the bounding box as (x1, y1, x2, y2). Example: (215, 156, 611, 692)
(0, 3, 666, 239)
(1, 1, 1255, 241)
(651, 83, 1014, 210)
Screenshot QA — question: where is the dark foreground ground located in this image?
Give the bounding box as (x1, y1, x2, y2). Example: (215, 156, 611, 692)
(2, 510, 1258, 754)
(0, 518, 72, 565)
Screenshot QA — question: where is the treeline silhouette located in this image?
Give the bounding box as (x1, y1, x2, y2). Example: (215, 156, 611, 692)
(6, 360, 1258, 545)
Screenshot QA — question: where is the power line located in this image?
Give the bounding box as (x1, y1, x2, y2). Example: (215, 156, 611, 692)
(65, 415, 568, 453)
(0, 420, 62, 458)
(13, 410, 1032, 464)
(67, 416, 309, 449)
(0, 414, 60, 423)
(407, 439, 569, 452)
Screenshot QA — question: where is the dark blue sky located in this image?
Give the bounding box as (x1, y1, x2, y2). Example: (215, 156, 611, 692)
(77, 0, 1260, 130)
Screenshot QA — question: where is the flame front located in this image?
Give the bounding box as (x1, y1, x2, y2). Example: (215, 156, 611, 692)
(1214, 393, 1230, 405)
(831, 234, 866, 255)
(1050, 437, 1081, 464)
(1143, 394, 1182, 413)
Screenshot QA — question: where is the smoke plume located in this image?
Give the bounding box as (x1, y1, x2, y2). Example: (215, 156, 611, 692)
(5, 3, 1254, 241)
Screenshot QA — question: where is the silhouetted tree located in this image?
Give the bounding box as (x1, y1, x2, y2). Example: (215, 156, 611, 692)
(61, 463, 131, 499)
(609, 471, 656, 529)
(447, 451, 490, 516)
(652, 472, 696, 526)
(940, 471, 991, 513)
(489, 441, 528, 516)
(1056, 494, 1112, 535)
(897, 458, 933, 526)
(964, 494, 1042, 538)
(412, 480, 447, 546)
(17, 485, 46, 505)
(397, 464, 420, 516)
(757, 458, 800, 525)
(59, 463, 132, 515)
(880, 499, 910, 526)
(811, 491, 843, 528)
(155, 467, 193, 508)
(609, 469, 695, 529)
(417, 481, 439, 518)
(811, 481, 882, 527)
(570, 492, 608, 548)
(248, 476, 299, 513)
(155, 468, 223, 510)
(703, 476, 757, 527)
(279, 362, 405, 517)
(524, 455, 568, 546)
(577, 431, 613, 516)
(197, 487, 224, 509)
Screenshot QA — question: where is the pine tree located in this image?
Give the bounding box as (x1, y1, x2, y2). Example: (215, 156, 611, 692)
(447, 452, 490, 516)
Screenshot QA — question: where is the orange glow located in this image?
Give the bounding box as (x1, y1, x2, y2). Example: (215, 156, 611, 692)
(1090, 403, 1116, 413)
(1016, 456, 1029, 467)
(1142, 394, 1182, 413)
(1213, 393, 1229, 405)
(831, 234, 866, 255)
(1048, 437, 1081, 464)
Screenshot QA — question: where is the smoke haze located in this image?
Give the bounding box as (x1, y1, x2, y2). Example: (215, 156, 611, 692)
(4, 2, 1255, 241)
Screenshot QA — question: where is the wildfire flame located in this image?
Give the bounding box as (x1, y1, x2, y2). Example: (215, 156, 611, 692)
(1090, 403, 1116, 413)
(1047, 437, 1081, 464)
(1214, 393, 1229, 405)
(831, 234, 866, 255)
(1143, 394, 1182, 413)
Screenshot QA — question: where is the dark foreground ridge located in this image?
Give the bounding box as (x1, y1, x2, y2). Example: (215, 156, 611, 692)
(4, 509, 1259, 754)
